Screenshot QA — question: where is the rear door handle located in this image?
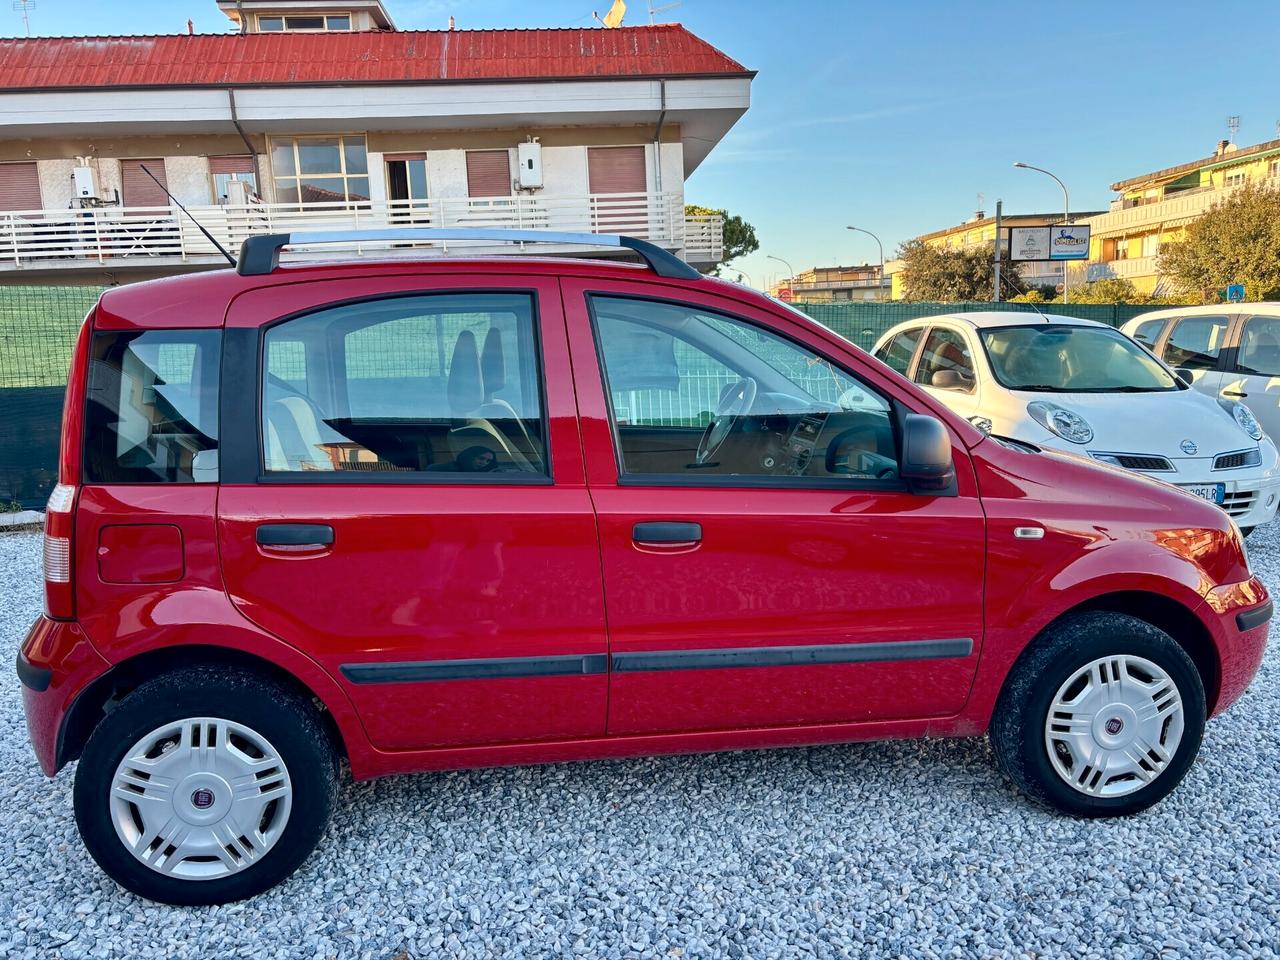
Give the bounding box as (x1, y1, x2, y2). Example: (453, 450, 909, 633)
(633, 521, 702, 545)
(256, 523, 334, 549)
(1223, 389, 1248, 398)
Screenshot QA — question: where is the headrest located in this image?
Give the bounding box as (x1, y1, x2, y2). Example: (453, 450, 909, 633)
(447, 330, 484, 414)
(481, 327, 506, 399)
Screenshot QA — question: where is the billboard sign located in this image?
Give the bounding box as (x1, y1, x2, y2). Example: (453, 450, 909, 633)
(1009, 224, 1091, 261)
(1048, 224, 1091, 261)
(1009, 227, 1050, 262)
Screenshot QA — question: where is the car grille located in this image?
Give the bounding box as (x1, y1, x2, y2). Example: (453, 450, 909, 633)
(1213, 449, 1262, 470)
(1223, 490, 1257, 518)
(1113, 454, 1175, 471)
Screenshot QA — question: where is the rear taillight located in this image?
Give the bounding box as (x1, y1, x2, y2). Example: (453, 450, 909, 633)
(43, 483, 76, 620)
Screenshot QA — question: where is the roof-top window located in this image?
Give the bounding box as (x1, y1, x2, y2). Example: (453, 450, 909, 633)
(257, 14, 352, 32)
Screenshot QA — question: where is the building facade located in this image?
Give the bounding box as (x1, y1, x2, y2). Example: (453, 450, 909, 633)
(0, 0, 752, 282)
(888, 210, 1103, 300)
(768, 264, 887, 302)
(1077, 137, 1280, 295)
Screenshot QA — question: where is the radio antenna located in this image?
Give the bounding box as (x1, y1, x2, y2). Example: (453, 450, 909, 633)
(12, 0, 34, 36)
(139, 164, 236, 266)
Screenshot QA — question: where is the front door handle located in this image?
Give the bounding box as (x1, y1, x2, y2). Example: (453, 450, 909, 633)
(633, 521, 702, 545)
(1223, 389, 1248, 398)
(256, 523, 334, 550)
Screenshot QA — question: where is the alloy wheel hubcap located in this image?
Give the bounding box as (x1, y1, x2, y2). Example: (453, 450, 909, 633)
(1044, 655, 1184, 798)
(109, 718, 292, 880)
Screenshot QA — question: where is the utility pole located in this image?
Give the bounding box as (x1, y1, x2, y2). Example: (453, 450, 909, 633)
(993, 200, 1003, 303)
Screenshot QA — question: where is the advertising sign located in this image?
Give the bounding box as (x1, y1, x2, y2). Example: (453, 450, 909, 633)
(1048, 224, 1090, 261)
(1009, 227, 1050, 262)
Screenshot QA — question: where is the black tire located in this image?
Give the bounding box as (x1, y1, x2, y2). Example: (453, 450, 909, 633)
(73, 666, 339, 905)
(990, 611, 1206, 818)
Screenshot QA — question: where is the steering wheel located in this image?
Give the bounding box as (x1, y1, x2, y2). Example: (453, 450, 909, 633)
(696, 377, 757, 464)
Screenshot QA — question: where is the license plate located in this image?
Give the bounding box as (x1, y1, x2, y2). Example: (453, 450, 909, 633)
(1181, 483, 1226, 505)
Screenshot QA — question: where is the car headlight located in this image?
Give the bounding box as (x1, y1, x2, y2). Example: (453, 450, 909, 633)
(1027, 400, 1093, 444)
(1224, 400, 1264, 441)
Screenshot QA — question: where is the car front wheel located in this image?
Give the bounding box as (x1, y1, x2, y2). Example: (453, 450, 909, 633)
(990, 611, 1206, 817)
(73, 667, 339, 905)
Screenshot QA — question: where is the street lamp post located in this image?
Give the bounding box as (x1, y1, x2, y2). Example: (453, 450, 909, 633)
(846, 226, 886, 300)
(766, 254, 797, 299)
(1013, 162, 1072, 303)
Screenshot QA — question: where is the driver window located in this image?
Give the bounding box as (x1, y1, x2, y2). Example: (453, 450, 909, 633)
(914, 328, 975, 392)
(590, 296, 899, 484)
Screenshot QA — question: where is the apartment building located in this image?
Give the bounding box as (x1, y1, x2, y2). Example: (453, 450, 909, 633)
(769, 264, 888, 302)
(1078, 137, 1280, 295)
(0, 0, 753, 282)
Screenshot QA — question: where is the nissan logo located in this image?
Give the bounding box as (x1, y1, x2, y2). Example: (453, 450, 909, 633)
(1180, 439, 1198, 456)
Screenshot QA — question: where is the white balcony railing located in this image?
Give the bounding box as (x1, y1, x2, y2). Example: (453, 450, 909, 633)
(1082, 255, 1160, 282)
(0, 192, 722, 270)
(1087, 175, 1280, 236)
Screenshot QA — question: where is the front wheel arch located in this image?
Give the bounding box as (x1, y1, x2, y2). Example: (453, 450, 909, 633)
(57, 644, 349, 773)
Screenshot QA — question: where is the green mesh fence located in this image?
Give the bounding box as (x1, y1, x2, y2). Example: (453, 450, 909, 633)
(0, 285, 1157, 510)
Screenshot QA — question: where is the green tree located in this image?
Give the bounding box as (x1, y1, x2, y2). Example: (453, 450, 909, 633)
(685, 204, 760, 273)
(1160, 184, 1280, 301)
(896, 239, 1020, 301)
(1056, 277, 1142, 304)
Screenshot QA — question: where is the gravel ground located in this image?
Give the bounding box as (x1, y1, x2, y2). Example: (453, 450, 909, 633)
(1, 527, 1277, 960)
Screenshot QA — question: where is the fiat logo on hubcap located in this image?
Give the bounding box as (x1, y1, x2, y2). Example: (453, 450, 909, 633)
(191, 788, 215, 809)
(1105, 717, 1124, 736)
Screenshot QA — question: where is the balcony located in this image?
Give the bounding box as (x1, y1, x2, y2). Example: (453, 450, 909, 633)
(1076, 256, 1160, 282)
(0, 192, 723, 273)
(1087, 175, 1280, 236)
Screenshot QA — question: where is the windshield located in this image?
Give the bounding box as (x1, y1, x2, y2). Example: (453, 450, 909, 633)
(979, 324, 1180, 392)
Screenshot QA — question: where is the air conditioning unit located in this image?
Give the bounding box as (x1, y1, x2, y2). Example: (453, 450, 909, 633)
(72, 165, 97, 199)
(517, 139, 543, 190)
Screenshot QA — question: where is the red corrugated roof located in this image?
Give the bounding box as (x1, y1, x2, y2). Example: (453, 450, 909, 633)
(0, 25, 751, 90)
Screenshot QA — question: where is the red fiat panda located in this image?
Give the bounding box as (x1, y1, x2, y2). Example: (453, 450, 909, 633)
(17, 230, 1271, 905)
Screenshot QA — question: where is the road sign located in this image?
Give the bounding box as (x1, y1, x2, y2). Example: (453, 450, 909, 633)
(1009, 224, 1091, 261)
(776, 287, 792, 302)
(1227, 284, 1246, 302)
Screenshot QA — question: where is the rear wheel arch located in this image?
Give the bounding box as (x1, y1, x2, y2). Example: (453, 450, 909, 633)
(57, 644, 349, 772)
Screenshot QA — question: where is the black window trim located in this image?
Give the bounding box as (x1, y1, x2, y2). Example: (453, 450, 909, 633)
(585, 291, 908, 493)
(225, 287, 555, 486)
(82, 326, 223, 488)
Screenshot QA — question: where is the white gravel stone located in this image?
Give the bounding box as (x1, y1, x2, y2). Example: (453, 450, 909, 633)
(0, 525, 1277, 959)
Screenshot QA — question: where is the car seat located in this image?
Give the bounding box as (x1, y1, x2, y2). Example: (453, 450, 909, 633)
(446, 330, 536, 470)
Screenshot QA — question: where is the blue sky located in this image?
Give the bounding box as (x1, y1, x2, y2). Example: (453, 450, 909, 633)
(11, 0, 1280, 288)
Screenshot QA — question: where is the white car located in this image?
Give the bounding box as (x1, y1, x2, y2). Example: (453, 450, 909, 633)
(1122, 303, 1280, 443)
(871, 311, 1280, 532)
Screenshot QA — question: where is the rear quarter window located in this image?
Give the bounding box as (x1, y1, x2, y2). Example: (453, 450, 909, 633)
(84, 330, 220, 483)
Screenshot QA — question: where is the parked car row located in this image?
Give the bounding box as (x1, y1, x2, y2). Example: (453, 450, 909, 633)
(17, 231, 1271, 906)
(872, 310, 1280, 534)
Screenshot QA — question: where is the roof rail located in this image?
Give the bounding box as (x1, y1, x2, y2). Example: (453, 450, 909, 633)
(236, 228, 702, 280)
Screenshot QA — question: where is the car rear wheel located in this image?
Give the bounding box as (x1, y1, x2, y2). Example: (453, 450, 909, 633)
(990, 611, 1206, 817)
(74, 667, 339, 905)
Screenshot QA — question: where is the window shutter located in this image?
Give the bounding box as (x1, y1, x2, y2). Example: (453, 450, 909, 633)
(208, 155, 254, 175)
(587, 146, 647, 195)
(0, 162, 42, 211)
(465, 151, 511, 198)
(120, 159, 170, 207)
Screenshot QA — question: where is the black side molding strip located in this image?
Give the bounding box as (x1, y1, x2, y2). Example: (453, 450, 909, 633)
(16, 651, 52, 692)
(1236, 599, 1274, 632)
(341, 653, 608, 684)
(612, 638, 974, 673)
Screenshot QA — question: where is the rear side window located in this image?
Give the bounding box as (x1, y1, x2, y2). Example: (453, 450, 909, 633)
(1162, 316, 1228, 370)
(875, 327, 922, 375)
(260, 293, 546, 477)
(914, 327, 975, 392)
(1129, 318, 1164, 349)
(84, 330, 221, 483)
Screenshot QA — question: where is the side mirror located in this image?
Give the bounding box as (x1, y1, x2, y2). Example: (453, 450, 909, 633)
(900, 414, 956, 495)
(930, 369, 971, 391)
(1174, 366, 1196, 387)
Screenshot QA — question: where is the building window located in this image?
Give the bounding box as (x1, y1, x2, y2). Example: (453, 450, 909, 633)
(1269, 159, 1280, 180)
(120, 159, 170, 207)
(1141, 234, 1160, 258)
(465, 150, 512, 198)
(270, 136, 369, 206)
(258, 14, 351, 31)
(0, 161, 42, 211)
(1224, 171, 1248, 188)
(209, 156, 258, 204)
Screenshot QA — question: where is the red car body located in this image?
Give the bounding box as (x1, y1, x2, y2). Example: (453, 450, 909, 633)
(18, 257, 1272, 782)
